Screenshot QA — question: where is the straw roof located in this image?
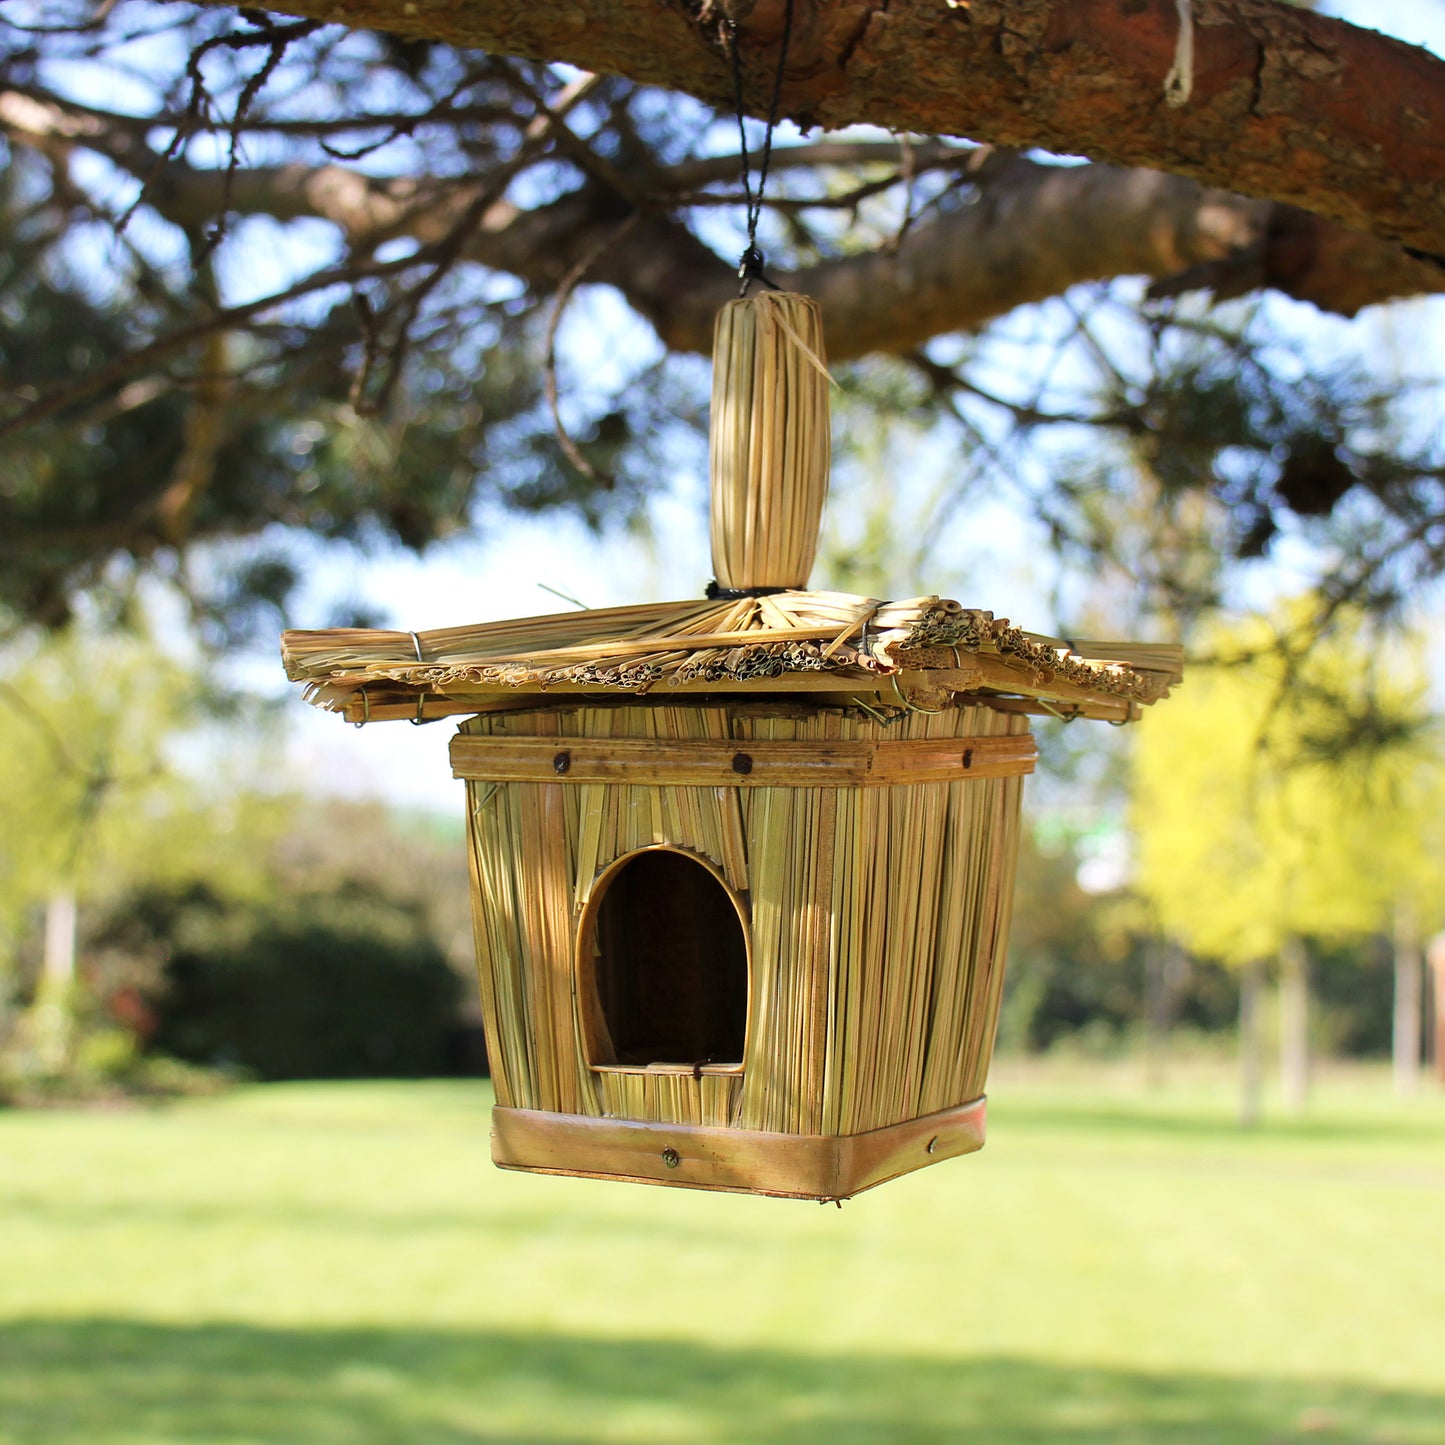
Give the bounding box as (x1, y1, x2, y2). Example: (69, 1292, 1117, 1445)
(281, 588, 1182, 723)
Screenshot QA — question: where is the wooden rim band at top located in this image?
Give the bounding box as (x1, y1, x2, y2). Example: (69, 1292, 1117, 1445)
(449, 733, 1037, 788)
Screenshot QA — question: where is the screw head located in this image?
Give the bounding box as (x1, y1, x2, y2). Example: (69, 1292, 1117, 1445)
(661, 1147, 681, 1169)
(927, 1136, 939, 1155)
(552, 750, 571, 775)
(731, 752, 753, 775)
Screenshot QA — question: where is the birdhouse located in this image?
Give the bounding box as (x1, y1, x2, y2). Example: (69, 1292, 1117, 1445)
(282, 293, 1180, 1200)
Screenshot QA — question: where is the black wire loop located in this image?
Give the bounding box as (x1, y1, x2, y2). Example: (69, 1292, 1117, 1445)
(706, 580, 789, 600)
(725, 0, 795, 296)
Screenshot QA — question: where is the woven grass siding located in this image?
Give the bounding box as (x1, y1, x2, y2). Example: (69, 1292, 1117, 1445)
(463, 704, 1027, 1134)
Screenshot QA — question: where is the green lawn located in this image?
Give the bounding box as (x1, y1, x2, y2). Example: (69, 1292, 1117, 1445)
(2, 1063, 1443, 1443)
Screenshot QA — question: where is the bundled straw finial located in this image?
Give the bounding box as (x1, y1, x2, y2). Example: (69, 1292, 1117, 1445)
(709, 291, 831, 592)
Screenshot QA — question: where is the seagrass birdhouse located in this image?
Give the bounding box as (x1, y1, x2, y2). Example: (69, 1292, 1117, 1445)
(282, 293, 1181, 1201)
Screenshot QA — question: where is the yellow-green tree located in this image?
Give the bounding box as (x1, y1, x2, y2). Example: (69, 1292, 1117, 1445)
(0, 625, 281, 1079)
(1328, 687, 1445, 1099)
(1132, 605, 1439, 1119)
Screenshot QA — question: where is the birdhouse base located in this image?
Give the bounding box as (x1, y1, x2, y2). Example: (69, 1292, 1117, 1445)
(490, 1097, 987, 1201)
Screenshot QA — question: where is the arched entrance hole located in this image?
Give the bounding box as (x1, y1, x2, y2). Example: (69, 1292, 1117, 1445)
(579, 848, 749, 1069)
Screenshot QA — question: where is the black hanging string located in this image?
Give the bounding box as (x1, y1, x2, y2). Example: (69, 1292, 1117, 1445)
(705, 580, 788, 600)
(725, 0, 795, 295)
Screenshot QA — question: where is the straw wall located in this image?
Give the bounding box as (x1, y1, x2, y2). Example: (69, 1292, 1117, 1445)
(462, 702, 1027, 1136)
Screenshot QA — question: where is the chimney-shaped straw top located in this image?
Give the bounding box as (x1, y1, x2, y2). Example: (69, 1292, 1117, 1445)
(709, 291, 831, 592)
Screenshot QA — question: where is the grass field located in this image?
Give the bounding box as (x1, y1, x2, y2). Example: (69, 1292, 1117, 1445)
(2, 1062, 1442, 1444)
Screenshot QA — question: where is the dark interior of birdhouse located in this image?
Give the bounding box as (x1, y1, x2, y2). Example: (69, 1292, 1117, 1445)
(584, 849, 749, 1069)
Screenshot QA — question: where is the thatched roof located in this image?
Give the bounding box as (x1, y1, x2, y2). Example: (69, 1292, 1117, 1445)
(281, 587, 1182, 725)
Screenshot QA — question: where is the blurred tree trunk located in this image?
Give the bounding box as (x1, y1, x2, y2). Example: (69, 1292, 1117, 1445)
(1144, 937, 1189, 1088)
(1428, 935, 1445, 1085)
(1392, 898, 1424, 1097)
(33, 888, 78, 1072)
(1278, 935, 1310, 1113)
(1239, 959, 1265, 1128)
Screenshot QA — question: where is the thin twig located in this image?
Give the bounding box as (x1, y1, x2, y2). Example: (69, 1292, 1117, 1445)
(543, 212, 641, 484)
(117, 14, 324, 237)
(888, 135, 917, 253)
(0, 249, 427, 442)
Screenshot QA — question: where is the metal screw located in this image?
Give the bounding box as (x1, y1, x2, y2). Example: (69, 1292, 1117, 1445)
(661, 1147, 681, 1168)
(961, 748, 973, 768)
(927, 1136, 939, 1155)
(731, 752, 753, 775)
(553, 750, 571, 775)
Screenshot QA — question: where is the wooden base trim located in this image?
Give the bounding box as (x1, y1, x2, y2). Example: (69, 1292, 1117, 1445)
(490, 1097, 987, 1200)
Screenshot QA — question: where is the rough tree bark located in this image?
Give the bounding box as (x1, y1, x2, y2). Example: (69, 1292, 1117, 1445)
(231, 0, 1445, 257)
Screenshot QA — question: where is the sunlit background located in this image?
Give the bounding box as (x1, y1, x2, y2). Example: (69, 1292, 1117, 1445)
(3, 2, 1444, 1442)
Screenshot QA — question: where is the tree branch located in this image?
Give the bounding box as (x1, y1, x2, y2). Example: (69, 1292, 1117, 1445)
(10, 79, 1437, 361)
(231, 0, 1445, 258)
(0, 249, 420, 441)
